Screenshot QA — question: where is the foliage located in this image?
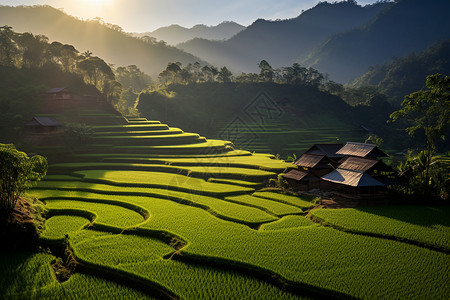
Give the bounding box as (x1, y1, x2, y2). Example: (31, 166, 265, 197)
(397, 151, 450, 199)
(352, 39, 450, 103)
(391, 74, 450, 196)
(0, 26, 122, 108)
(365, 134, 383, 146)
(64, 123, 94, 145)
(391, 74, 449, 153)
(115, 65, 152, 92)
(0, 143, 47, 216)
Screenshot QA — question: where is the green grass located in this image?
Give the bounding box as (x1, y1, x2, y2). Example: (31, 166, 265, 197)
(44, 199, 146, 229)
(207, 178, 264, 188)
(0, 252, 156, 299)
(102, 153, 293, 172)
(29, 184, 450, 299)
(41, 215, 90, 240)
(260, 215, 317, 231)
(310, 206, 450, 251)
(252, 191, 316, 210)
(49, 163, 277, 182)
(30, 189, 277, 226)
(77, 170, 256, 194)
(19, 116, 450, 299)
(225, 194, 303, 216)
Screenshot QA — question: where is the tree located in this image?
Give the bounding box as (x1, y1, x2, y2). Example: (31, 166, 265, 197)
(217, 66, 232, 83)
(258, 60, 274, 82)
(391, 74, 449, 154)
(390, 73, 450, 194)
(0, 144, 47, 217)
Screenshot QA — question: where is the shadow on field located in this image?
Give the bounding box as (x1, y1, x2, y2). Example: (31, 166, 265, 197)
(356, 205, 450, 227)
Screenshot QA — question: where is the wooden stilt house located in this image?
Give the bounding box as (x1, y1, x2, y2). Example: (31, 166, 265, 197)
(320, 142, 396, 199)
(283, 144, 343, 191)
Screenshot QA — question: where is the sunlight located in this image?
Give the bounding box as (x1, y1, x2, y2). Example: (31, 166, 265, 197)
(81, 0, 113, 7)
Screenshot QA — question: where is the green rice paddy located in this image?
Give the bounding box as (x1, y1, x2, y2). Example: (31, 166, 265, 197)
(12, 117, 449, 299)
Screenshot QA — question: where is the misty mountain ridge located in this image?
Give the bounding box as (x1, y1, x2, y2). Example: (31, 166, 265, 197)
(178, 1, 391, 74)
(301, 0, 450, 83)
(133, 21, 246, 45)
(351, 39, 450, 102)
(0, 5, 204, 77)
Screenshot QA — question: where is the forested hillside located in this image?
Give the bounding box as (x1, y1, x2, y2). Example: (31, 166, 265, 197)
(352, 39, 450, 103)
(0, 5, 203, 77)
(0, 27, 122, 143)
(302, 0, 450, 83)
(178, 1, 390, 73)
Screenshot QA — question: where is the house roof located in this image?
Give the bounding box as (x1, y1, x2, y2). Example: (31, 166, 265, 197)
(294, 154, 326, 168)
(321, 169, 385, 187)
(338, 156, 379, 172)
(46, 87, 68, 94)
(304, 144, 344, 158)
(27, 117, 61, 127)
(336, 142, 387, 158)
(339, 156, 395, 173)
(283, 169, 309, 181)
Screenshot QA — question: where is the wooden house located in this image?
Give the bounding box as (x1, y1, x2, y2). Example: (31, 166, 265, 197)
(284, 142, 397, 199)
(283, 144, 343, 191)
(320, 146, 396, 199)
(46, 87, 72, 100)
(25, 117, 62, 134)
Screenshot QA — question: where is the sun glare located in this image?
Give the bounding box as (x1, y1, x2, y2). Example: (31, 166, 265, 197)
(83, 0, 113, 6)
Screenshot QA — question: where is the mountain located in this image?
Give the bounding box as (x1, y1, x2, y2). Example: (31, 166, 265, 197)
(302, 0, 450, 83)
(0, 5, 203, 77)
(133, 21, 245, 45)
(352, 39, 450, 103)
(178, 1, 390, 73)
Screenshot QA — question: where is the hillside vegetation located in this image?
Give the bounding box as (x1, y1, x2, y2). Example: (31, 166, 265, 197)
(0, 5, 203, 77)
(302, 0, 450, 83)
(178, 1, 389, 73)
(352, 39, 450, 103)
(137, 82, 368, 155)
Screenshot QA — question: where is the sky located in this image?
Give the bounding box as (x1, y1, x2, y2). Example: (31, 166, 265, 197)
(0, 0, 380, 32)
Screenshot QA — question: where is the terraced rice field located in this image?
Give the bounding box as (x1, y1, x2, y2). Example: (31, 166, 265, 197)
(213, 118, 365, 157)
(10, 117, 449, 299)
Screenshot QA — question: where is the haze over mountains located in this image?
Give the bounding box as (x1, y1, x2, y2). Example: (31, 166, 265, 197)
(302, 0, 450, 83)
(133, 21, 246, 45)
(178, 1, 391, 77)
(0, 0, 448, 84)
(0, 5, 204, 77)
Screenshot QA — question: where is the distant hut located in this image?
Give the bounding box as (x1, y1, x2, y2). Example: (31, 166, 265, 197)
(46, 87, 72, 100)
(26, 116, 62, 134)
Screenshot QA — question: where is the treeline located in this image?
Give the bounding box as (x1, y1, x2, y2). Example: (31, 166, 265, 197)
(0, 26, 155, 117)
(0, 26, 121, 104)
(157, 60, 325, 87)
